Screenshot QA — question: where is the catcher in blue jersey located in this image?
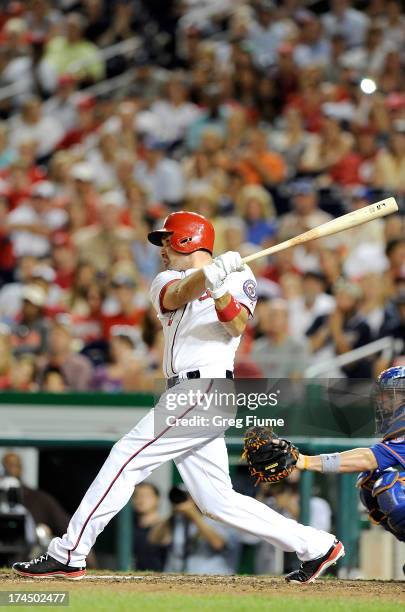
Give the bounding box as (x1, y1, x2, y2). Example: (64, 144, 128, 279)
(296, 367, 405, 543)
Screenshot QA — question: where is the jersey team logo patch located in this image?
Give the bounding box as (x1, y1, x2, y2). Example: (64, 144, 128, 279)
(243, 279, 257, 301)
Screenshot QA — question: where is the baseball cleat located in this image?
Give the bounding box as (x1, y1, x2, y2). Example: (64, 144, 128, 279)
(285, 539, 345, 584)
(12, 553, 86, 580)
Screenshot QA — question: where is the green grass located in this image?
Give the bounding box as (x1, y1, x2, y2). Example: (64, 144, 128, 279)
(0, 590, 392, 612)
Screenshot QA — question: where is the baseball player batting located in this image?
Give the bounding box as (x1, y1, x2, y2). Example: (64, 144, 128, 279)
(13, 211, 344, 584)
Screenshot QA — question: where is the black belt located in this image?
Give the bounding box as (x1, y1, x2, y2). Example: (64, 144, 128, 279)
(167, 369, 233, 389)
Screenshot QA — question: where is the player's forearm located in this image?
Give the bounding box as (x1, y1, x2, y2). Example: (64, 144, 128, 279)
(163, 270, 207, 310)
(297, 448, 378, 473)
(215, 293, 248, 337)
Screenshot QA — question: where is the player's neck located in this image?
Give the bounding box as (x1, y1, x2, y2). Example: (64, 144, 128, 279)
(187, 251, 213, 269)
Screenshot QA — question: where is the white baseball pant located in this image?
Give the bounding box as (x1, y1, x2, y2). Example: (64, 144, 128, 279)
(48, 380, 336, 567)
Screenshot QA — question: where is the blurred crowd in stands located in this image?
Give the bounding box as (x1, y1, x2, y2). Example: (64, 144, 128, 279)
(0, 0, 404, 391)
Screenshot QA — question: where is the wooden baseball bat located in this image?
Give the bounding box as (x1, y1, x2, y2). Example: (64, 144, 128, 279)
(242, 196, 398, 264)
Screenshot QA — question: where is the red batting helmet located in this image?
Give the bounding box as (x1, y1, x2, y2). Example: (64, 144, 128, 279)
(147, 211, 215, 254)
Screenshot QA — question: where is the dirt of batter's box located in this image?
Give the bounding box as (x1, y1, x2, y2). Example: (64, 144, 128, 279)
(0, 573, 404, 601)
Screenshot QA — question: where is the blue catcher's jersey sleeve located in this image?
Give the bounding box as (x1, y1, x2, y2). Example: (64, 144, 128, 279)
(371, 438, 405, 471)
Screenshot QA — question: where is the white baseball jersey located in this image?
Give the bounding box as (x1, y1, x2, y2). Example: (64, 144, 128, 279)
(150, 266, 258, 378)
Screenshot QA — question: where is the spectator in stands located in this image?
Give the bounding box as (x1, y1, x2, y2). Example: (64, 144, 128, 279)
(0, 197, 15, 286)
(92, 330, 152, 392)
(186, 85, 227, 151)
(66, 283, 104, 349)
(379, 286, 405, 341)
(278, 180, 332, 241)
(2, 17, 54, 106)
(43, 74, 78, 133)
(374, 123, 405, 192)
(385, 238, 405, 298)
(11, 284, 48, 356)
(270, 107, 310, 175)
(40, 316, 93, 391)
(132, 482, 168, 572)
(150, 74, 200, 145)
(247, 0, 291, 69)
(40, 365, 67, 392)
(10, 354, 38, 391)
(0, 255, 38, 319)
(183, 130, 228, 195)
(298, 112, 353, 177)
(319, 248, 343, 293)
(235, 127, 286, 187)
(236, 184, 277, 247)
(51, 232, 77, 292)
(2, 451, 69, 538)
(0, 324, 13, 390)
(86, 130, 120, 191)
(0, 121, 16, 169)
(98, 0, 138, 49)
(47, 151, 73, 198)
(377, 0, 405, 49)
(134, 137, 185, 206)
(83, 0, 110, 45)
(59, 94, 99, 149)
(102, 274, 144, 340)
(64, 262, 97, 317)
(288, 271, 335, 341)
(358, 272, 387, 338)
(73, 191, 134, 272)
(293, 14, 331, 68)
(25, 0, 61, 37)
(9, 97, 64, 159)
(29, 263, 62, 314)
(307, 279, 372, 378)
(6, 180, 66, 258)
(251, 298, 309, 379)
(340, 23, 393, 77)
(322, 0, 370, 48)
(42, 12, 105, 86)
(130, 216, 162, 283)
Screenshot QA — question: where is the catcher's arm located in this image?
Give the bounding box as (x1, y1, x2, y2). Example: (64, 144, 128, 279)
(297, 448, 378, 473)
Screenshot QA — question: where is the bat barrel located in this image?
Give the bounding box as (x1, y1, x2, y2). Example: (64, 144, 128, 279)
(242, 197, 398, 265)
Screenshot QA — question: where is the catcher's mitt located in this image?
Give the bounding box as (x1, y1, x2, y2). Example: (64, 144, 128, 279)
(242, 426, 299, 484)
